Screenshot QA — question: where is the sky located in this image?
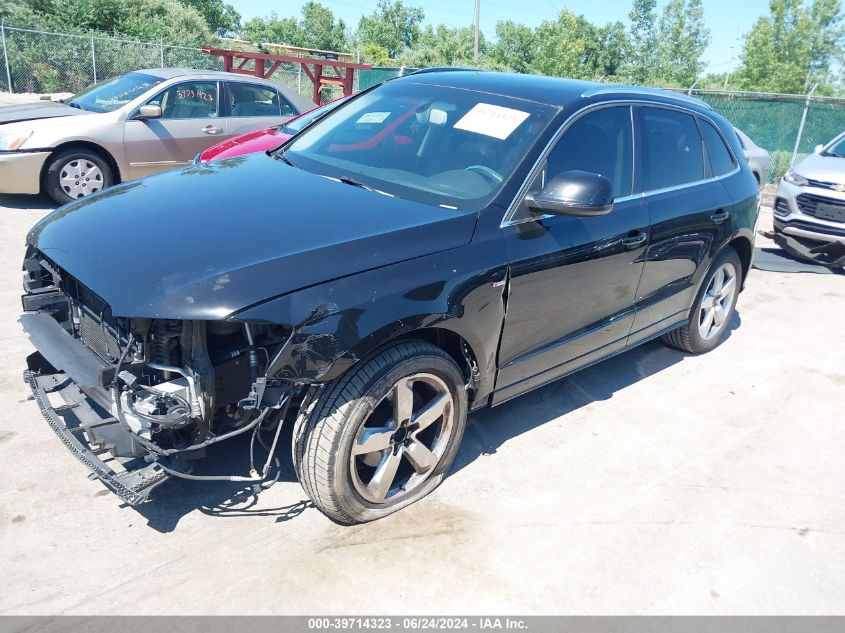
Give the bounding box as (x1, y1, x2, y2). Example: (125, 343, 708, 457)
(228, 0, 772, 72)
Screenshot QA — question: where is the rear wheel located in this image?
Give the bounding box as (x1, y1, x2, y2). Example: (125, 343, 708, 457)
(44, 148, 114, 205)
(293, 341, 468, 524)
(663, 247, 742, 354)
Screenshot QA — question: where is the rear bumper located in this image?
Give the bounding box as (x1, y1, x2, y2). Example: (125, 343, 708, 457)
(0, 150, 50, 194)
(24, 367, 169, 505)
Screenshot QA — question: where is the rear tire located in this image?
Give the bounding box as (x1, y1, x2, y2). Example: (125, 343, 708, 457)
(293, 341, 468, 524)
(663, 247, 743, 354)
(44, 148, 114, 205)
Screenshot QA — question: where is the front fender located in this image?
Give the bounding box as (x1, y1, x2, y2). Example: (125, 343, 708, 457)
(232, 235, 508, 404)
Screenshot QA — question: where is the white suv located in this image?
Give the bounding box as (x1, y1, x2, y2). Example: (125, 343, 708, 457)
(774, 131, 845, 246)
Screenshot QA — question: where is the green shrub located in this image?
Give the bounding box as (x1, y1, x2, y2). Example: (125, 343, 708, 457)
(770, 150, 792, 181)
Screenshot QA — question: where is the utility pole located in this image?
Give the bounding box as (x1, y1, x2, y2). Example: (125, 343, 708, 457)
(688, 75, 702, 95)
(1, 21, 12, 93)
(473, 0, 480, 62)
(791, 83, 818, 167)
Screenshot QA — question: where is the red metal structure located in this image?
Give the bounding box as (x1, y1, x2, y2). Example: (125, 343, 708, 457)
(202, 47, 371, 103)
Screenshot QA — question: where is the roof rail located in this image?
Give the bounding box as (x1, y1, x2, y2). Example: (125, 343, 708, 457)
(581, 85, 713, 110)
(407, 66, 482, 75)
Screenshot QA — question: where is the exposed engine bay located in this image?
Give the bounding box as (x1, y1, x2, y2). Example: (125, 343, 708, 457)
(20, 247, 304, 503)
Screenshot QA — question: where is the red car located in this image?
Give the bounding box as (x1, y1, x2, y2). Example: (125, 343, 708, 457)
(197, 97, 349, 162)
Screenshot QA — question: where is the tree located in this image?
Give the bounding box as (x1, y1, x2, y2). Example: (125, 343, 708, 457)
(654, 0, 710, 87)
(298, 1, 347, 51)
(361, 42, 391, 65)
(595, 21, 629, 80)
(734, 0, 845, 93)
(0, 0, 216, 44)
(178, 0, 240, 36)
(626, 0, 658, 84)
(241, 13, 300, 45)
(532, 10, 597, 78)
(358, 0, 424, 59)
(489, 20, 536, 73)
(400, 23, 482, 67)
(119, 0, 216, 45)
(240, 3, 347, 52)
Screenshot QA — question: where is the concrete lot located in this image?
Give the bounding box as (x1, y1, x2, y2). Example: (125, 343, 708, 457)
(0, 194, 843, 615)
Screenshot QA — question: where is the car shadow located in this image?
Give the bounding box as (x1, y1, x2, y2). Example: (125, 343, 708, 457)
(132, 419, 314, 532)
(0, 193, 55, 211)
(133, 312, 741, 532)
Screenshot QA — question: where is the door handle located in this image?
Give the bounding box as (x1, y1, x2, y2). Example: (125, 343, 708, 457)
(202, 124, 223, 135)
(622, 231, 647, 250)
(710, 209, 730, 224)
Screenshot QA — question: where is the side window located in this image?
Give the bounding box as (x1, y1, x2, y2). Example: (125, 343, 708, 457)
(546, 106, 633, 199)
(700, 119, 736, 177)
(147, 81, 219, 119)
(638, 107, 704, 191)
(276, 90, 297, 117)
(228, 83, 293, 117)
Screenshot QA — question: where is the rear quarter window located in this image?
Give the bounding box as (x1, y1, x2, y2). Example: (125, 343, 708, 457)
(700, 119, 737, 177)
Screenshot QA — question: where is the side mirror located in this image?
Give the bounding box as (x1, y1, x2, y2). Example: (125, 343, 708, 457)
(814, 144, 825, 154)
(525, 170, 614, 217)
(136, 104, 162, 120)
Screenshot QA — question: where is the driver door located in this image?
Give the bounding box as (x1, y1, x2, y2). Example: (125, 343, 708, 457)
(494, 105, 650, 403)
(123, 80, 226, 179)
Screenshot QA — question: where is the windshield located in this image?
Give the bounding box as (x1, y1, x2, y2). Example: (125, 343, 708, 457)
(283, 82, 557, 209)
(67, 72, 164, 113)
(281, 98, 348, 135)
(825, 132, 845, 158)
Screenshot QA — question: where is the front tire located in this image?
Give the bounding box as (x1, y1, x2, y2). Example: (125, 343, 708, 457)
(293, 341, 468, 524)
(663, 247, 743, 354)
(44, 148, 114, 205)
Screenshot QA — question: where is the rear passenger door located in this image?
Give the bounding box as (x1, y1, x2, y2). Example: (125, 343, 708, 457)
(225, 81, 299, 137)
(123, 80, 225, 179)
(628, 106, 738, 343)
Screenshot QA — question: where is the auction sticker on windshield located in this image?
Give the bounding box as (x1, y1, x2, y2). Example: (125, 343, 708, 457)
(357, 111, 391, 124)
(453, 103, 530, 140)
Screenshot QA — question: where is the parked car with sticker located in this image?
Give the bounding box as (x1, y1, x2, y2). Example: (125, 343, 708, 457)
(20, 71, 759, 523)
(0, 69, 314, 203)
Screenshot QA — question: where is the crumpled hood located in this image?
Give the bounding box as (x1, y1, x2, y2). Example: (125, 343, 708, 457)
(27, 153, 478, 320)
(0, 101, 87, 125)
(794, 152, 845, 185)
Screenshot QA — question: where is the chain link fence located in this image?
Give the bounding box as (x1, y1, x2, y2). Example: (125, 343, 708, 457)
(0, 24, 308, 99)
(687, 89, 845, 181)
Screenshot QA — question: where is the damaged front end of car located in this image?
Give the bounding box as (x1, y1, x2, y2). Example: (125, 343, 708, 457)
(20, 247, 300, 504)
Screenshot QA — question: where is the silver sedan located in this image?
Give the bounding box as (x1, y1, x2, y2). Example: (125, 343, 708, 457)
(0, 69, 315, 204)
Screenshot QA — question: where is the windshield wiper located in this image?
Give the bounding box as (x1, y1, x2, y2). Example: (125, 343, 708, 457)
(270, 149, 296, 167)
(66, 102, 83, 110)
(337, 176, 374, 191)
(335, 176, 394, 197)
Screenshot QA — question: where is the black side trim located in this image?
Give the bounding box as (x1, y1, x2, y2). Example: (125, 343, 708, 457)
(0, 148, 53, 154)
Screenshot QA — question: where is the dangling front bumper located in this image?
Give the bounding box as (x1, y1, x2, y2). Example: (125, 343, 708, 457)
(23, 368, 169, 505)
(20, 308, 169, 505)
